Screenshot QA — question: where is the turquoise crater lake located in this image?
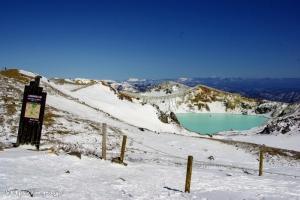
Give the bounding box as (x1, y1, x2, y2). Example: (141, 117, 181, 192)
(176, 113, 268, 135)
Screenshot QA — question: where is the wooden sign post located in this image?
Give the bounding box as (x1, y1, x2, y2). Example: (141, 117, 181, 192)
(16, 76, 47, 150)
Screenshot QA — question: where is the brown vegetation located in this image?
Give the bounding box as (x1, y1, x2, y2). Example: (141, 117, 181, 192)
(44, 108, 58, 128)
(0, 69, 32, 84)
(6, 104, 17, 116)
(118, 92, 133, 102)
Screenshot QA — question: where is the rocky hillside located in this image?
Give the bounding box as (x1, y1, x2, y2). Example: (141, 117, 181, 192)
(260, 103, 300, 135)
(123, 81, 281, 116)
(144, 81, 189, 95)
(182, 85, 259, 113)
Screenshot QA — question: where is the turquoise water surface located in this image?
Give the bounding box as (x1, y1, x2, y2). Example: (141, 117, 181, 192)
(176, 113, 267, 135)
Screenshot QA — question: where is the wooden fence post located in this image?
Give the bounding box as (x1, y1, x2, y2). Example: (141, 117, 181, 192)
(120, 135, 127, 163)
(102, 123, 107, 160)
(185, 155, 193, 193)
(259, 147, 264, 176)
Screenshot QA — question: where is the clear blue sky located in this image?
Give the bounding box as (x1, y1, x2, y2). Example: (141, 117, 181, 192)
(0, 0, 299, 80)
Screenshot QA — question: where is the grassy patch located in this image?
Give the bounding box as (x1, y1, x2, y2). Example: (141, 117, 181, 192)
(191, 85, 258, 111)
(224, 97, 241, 110)
(194, 102, 210, 111)
(44, 108, 58, 128)
(192, 93, 212, 103)
(0, 116, 4, 125)
(0, 69, 32, 84)
(54, 79, 69, 85)
(224, 95, 256, 111)
(192, 86, 224, 103)
(3, 96, 15, 104)
(118, 92, 133, 102)
(6, 104, 17, 116)
(11, 125, 18, 134)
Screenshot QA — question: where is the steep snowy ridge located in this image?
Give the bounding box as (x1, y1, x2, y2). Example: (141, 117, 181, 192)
(69, 83, 177, 132)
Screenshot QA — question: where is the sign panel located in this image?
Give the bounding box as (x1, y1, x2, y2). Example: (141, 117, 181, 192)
(24, 102, 41, 119)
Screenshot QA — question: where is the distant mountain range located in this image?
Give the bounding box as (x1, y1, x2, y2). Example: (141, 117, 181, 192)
(121, 78, 300, 103)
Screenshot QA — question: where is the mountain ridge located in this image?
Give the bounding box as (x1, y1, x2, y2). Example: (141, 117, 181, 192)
(1, 68, 298, 137)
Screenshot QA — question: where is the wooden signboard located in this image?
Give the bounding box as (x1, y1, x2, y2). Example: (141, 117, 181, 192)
(16, 76, 47, 150)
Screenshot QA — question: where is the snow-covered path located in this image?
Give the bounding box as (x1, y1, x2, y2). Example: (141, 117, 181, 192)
(0, 147, 300, 200)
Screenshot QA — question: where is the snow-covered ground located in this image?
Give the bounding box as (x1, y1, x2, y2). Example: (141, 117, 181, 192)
(1, 69, 300, 199)
(1, 141, 300, 200)
(217, 132, 300, 151)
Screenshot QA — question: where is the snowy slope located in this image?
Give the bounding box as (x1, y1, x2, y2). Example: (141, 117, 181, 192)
(71, 83, 177, 132)
(1, 142, 300, 200)
(46, 81, 179, 133)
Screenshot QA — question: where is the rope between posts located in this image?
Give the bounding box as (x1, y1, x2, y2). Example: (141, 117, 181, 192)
(107, 130, 300, 178)
(20, 133, 300, 178)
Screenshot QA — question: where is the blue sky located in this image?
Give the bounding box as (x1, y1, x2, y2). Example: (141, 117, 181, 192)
(0, 0, 299, 80)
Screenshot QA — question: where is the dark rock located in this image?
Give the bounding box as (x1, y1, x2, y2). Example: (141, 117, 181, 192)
(259, 124, 276, 134)
(242, 170, 253, 175)
(164, 88, 172, 94)
(138, 127, 145, 131)
(208, 155, 215, 160)
(158, 111, 168, 123)
(255, 106, 273, 114)
(170, 112, 180, 124)
(119, 177, 126, 181)
(281, 125, 291, 134)
(241, 102, 252, 109)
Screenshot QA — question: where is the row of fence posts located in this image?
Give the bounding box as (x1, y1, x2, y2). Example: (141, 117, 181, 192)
(100, 123, 265, 193)
(101, 123, 128, 166)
